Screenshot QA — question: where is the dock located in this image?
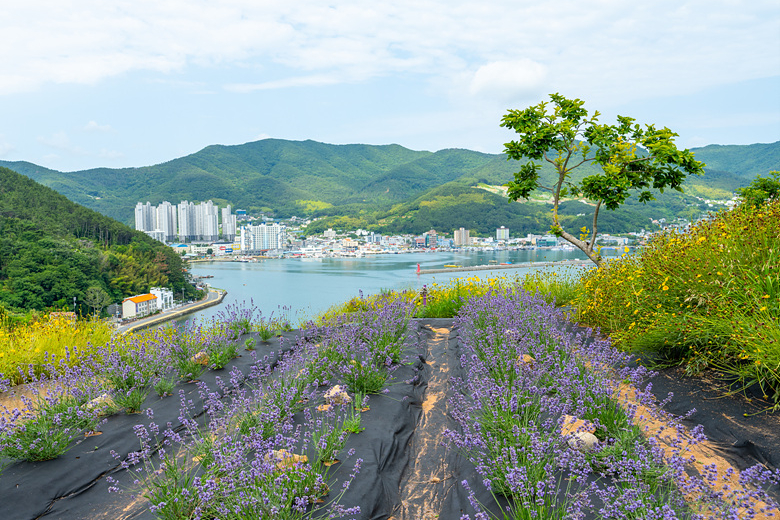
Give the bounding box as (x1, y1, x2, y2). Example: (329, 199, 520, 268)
(418, 259, 590, 274)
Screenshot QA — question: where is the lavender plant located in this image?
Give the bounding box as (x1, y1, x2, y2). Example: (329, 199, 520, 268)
(449, 286, 780, 520)
(1, 391, 101, 461)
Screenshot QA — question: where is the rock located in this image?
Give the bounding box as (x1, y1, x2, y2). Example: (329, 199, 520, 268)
(264, 449, 308, 470)
(567, 431, 599, 452)
(324, 385, 352, 405)
(515, 354, 535, 368)
(85, 393, 115, 414)
(190, 351, 209, 366)
(560, 414, 596, 436)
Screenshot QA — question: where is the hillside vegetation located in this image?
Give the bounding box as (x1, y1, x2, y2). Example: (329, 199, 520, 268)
(0, 166, 199, 314)
(577, 196, 780, 404)
(2, 140, 777, 236)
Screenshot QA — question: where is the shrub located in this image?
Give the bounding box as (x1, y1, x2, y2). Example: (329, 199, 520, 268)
(576, 199, 780, 404)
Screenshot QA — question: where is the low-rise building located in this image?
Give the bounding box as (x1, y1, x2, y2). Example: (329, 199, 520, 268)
(150, 287, 174, 311)
(122, 293, 158, 319)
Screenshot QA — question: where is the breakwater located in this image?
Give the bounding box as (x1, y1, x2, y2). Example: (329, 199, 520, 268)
(417, 258, 590, 275)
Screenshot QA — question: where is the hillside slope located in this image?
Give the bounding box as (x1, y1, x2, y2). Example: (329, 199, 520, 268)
(0, 166, 198, 313)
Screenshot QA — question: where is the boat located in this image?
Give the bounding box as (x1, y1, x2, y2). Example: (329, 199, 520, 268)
(444, 264, 462, 268)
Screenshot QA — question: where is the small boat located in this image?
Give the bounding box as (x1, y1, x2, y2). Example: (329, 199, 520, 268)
(444, 264, 461, 268)
(500, 262, 512, 265)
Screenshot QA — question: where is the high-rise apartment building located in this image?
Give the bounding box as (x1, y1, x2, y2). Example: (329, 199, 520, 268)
(136, 200, 237, 243)
(454, 227, 470, 246)
(134, 202, 156, 232)
(196, 200, 219, 242)
(497, 226, 510, 241)
(222, 205, 237, 241)
(156, 201, 178, 242)
(177, 201, 196, 242)
(240, 223, 286, 252)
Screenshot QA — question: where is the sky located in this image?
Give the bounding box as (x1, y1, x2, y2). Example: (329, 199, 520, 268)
(0, 0, 779, 173)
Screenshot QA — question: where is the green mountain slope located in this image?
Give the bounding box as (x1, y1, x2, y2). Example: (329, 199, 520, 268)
(0, 166, 198, 313)
(1, 139, 777, 231)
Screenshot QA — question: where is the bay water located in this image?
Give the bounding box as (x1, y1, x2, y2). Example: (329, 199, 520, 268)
(180, 248, 606, 325)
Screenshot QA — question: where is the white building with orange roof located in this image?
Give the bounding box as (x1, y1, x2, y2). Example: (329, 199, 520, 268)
(122, 293, 158, 319)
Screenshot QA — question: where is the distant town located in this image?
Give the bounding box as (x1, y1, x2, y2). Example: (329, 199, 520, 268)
(134, 199, 724, 260)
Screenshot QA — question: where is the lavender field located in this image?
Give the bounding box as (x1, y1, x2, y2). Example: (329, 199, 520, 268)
(1, 291, 779, 519)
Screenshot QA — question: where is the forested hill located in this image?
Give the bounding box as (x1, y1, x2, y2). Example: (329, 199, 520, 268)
(0, 166, 198, 313)
(1, 139, 778, 230)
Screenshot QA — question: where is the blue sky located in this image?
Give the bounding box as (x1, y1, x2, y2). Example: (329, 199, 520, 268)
(1, 0, 778, 172)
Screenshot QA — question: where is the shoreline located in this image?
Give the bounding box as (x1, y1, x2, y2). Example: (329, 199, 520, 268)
(417, 258, 591, 274)
(120, 288, 227, 334)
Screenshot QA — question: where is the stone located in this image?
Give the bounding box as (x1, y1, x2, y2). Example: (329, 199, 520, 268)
(324, 385, 352, 405)
(567, 431, 599, 452)
(560, 414, 596, 436)
(190, 351, 209, 366)
(264, 449, 308, 470)
(85, 393, 115, 415)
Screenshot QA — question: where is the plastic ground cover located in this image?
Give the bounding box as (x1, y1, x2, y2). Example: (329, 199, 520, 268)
(0, 315, 778, 519)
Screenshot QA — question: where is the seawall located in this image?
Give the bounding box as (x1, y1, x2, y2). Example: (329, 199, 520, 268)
(121, 289, 227, 334)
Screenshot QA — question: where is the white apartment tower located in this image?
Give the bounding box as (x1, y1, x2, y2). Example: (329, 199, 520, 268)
(178, 201, 196, 241)
(221, 205, 237, 241)
(156, 201, 178, 242)
(196, 200, 219, 242)
(134, 202, 156, 231)
(454, 227, 470, 246)
(497, 226, 510, 241)
(240, 223, 286, 252)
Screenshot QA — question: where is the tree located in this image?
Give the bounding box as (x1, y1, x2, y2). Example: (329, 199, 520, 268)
(736, 170, 780, 207)
(84, 286, 112, 316)
(501, 94, 705, 266)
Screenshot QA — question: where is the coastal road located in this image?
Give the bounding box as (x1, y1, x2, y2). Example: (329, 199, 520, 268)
(117, 289, 225, 334)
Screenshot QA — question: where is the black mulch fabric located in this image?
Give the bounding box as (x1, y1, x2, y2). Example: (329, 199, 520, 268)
(1, 319, 777, 520)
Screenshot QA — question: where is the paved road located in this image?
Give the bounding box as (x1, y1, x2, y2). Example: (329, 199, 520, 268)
(117, 289, 225, 334)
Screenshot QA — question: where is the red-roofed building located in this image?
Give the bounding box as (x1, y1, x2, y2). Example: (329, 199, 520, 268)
(122, 293, 158, 319)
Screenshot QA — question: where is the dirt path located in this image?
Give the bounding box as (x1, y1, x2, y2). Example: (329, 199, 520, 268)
(392, 324, 457, 520)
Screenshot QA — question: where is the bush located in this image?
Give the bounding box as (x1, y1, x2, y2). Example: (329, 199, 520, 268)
(576, 199, 780, 404)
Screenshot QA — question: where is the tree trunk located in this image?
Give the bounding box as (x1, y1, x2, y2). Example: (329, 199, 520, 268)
(558, 229, 603, 267)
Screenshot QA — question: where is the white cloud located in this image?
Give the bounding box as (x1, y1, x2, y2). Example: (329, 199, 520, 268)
(38, 131, 73, 150)
(469, 60, 548, 103)
(84, 120, 112, 132)
(37, 131, 88, 156)
(0, 0, 776, 103)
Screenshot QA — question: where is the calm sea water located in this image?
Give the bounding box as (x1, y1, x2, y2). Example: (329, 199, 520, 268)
(178, 248, 610, 325)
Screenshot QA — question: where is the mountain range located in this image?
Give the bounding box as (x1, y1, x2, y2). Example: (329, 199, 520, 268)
(1, 139, 778, 236)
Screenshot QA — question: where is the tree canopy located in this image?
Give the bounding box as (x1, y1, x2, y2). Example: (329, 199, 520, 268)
(501, 93, 705, 266)
(736, 170, 780, 207)
(0, 166, 200, 314)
